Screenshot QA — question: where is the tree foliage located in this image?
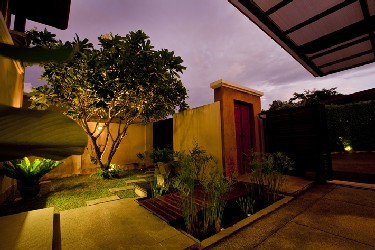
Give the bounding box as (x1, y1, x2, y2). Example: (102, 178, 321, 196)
(27, 29, 188, 170)
(268, 87, 342, 111)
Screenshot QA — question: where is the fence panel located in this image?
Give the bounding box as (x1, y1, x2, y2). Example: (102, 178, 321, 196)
(263, 105, 332, 182)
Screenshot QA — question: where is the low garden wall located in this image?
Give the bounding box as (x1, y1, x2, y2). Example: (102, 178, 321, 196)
(43, 122, 153, 179)
(173, 101, 223, 170)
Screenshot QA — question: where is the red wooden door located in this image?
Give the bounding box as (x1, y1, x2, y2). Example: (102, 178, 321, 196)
(234, 103, 253, 174)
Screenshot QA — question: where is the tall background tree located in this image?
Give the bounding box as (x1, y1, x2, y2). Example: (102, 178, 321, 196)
(268, 87, 342, 111)
(28, 29, 188, 170)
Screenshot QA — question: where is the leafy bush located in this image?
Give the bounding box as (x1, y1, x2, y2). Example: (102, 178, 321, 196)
(326, 101, 375, 151)
(93, 164, 122, 179)
(247, 152, 294, 202)
(201, 169, 232, 234)
(173, 143, 231, 236)
(149, 148, 174, 163)
(0, 157, 62, 185)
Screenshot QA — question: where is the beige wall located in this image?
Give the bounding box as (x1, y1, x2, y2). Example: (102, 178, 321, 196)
(173, 102, 223, 170)
(0, 13, 24, 202)
(43, 122, 153, 179)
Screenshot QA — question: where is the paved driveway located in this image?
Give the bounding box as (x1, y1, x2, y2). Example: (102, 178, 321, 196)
(209, 184, 375, 250)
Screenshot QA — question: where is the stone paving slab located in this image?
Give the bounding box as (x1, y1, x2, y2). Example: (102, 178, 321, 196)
(236, 174, 314, 196)
(208, 184, 375, 250)
(86, 195, 120, 206)
(256, 221, 374, 250)
(293, 195, 375, 246)
(125, 179, 147, 184)
(329, 180, 375, 190)
(59, 198, 197, 249)
(108, 185, 134, 193)
(0, 207, 54, 250)
(324, 186, 375, 207)
(136, 174, 154, 178)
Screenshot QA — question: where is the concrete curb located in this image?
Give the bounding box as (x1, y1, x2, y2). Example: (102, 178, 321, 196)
(178, 195, 294, 249)
(328, 180, 375, 190)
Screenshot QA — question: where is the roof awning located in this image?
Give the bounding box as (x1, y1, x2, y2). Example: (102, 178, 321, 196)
(9, 0, 71, 30)
(229, 0, 375, 77)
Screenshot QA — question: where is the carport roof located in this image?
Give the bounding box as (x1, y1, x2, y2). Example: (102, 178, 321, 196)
(229, 0, 375, 77)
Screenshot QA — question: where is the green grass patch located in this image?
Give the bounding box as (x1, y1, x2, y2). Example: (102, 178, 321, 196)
(0, 169, 143, 216)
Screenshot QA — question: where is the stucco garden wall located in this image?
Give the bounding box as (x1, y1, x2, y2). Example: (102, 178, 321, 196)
(173, 102, 223, 170)
(43, 122, 153, 179)
(0, 14, 25, 203)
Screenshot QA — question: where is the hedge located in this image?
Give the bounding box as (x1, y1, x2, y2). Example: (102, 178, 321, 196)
(326, 101, 375, 152)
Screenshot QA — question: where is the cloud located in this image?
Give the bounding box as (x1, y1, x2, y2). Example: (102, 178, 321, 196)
(23, 0, 375, 110)
(24, 83, 32, 93)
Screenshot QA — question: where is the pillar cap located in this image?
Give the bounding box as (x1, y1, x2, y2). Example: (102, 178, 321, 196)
(210, 79, 264, 97)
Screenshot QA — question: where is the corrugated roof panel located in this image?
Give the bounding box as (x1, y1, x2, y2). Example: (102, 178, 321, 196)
(269, 0, 343, 31)
(312, 40, 372, 66)
(252, 0, 282, 12)
(229, 0, 375, 76)
(368, 0, 375, 15)
(288, 2, 363, 45)
(306, 34, 368, 58)
(321, 53, 374, 73)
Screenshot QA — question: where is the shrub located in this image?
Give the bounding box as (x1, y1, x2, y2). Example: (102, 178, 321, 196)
(149, 148, 174, 163)
(93, 164, 122, 179)
(173, 143, 231, 235)
(326, 101, 375, 151)
(0, 157, 62, 185)
(247, 152, 294, 202)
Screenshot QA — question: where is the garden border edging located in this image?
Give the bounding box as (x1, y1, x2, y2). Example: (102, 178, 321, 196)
(179, 195, 294, 249)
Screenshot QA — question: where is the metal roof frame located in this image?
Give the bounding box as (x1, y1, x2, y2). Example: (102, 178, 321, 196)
(229, 0, 375, 76)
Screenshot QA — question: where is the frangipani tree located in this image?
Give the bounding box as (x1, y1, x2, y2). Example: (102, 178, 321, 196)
(28, 29, 188, 170)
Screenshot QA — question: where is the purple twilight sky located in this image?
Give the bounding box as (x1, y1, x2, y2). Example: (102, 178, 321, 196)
(24, 0, 375, 110)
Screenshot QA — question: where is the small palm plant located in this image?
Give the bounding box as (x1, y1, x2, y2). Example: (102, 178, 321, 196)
(0, 157, 62, 199)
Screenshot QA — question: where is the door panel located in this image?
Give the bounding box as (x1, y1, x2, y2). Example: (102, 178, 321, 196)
(234, 102, 253, 175)
(234, 104, 243, 173)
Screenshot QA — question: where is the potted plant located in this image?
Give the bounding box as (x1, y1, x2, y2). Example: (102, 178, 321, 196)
(0, 157, 62, 200)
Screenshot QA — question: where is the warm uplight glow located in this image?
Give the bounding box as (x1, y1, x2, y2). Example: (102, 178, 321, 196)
(344, 145, 352, 152)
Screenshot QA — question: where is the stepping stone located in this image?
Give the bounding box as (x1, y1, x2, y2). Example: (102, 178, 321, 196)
(40, 180, 51, 184)
(109, 185, 134, 193)
(125, 179, 147, 184)
(136, 174, 154, 178)
(134, 182, 152, 198)
(86, 195, 120, 206)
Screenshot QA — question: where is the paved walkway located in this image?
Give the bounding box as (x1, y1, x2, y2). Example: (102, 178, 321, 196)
(208, 184, 375, 249)
(1, 177, 374, 249)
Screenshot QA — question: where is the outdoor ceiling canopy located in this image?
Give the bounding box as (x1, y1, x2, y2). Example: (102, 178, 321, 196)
(9, 0, 71, 30)
(229, 0, 375, 77)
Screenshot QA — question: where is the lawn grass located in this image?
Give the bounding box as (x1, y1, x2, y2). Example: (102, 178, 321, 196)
(0, 169, 152, 216)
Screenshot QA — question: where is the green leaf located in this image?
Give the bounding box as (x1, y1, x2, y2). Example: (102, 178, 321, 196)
(0, 105, 88, 161)
(0, 42, 76, 63)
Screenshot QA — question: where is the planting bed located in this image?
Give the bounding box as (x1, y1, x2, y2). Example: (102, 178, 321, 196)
(138, 181, 285, 241)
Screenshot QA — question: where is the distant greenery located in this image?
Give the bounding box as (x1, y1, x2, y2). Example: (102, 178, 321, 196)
(268, 87, 341, 111)
(326, 101, 375, 152)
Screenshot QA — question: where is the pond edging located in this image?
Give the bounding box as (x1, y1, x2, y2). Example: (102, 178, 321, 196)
(179, 195, 294, 249)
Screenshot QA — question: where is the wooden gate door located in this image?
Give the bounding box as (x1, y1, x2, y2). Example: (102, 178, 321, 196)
(234, 102, 254, 174)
